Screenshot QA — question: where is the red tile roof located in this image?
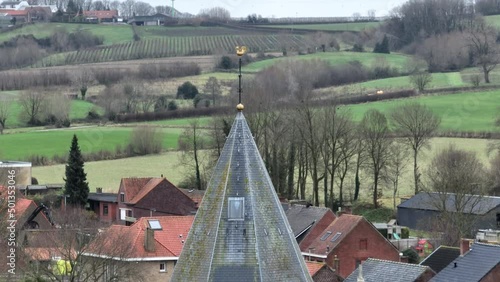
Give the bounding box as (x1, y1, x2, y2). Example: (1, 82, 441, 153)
(306, 260, 325, 276)
(306, 214, 363, 255)
(86, 216, 194, 259)
(0, 9, 28, 16)
(16, 198, 34, 217)
(120, 177, 152, 202)
(129, 178, 163, 204)
(24, 247, 75, 261)
(82, 10, 118, 19)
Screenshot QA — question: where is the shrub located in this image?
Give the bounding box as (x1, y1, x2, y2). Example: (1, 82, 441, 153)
(167, 101, 178, 111)
(154, 95, 169, 112)
(219, 56, 234, 69)
(128, 126, 164, 155)
(177, 81, 199, 99)
(352, 43, 364, 52)
(402, 248, 419, 264)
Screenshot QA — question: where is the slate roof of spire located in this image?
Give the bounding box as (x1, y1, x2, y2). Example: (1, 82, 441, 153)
(172, 112, 312, 281)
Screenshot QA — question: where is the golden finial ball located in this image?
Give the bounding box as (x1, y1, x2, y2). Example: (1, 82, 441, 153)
(236, 103, 244, 111)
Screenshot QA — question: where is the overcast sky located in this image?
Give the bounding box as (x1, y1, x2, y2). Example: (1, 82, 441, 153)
(148, 0, 408, 18)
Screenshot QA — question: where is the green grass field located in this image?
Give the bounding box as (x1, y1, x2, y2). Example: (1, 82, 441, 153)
(261, 21, 381, 32)
(30, 137, 495, 197)
(346, 90, 500, 132)
(242, 52, 414, 73)
(485, 15, 500, 28)
(0, 23, 134, 45)
(0, 126, 183, 160)
(32, 151, 186, 192)
(2, 98, 102, 128)
(318, 72, 468, 94)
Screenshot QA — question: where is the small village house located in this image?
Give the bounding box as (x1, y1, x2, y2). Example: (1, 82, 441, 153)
(302, 214, 401, 279)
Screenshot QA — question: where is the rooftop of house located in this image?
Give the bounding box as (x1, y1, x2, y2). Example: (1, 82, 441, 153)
(82, 10, 117, 18)
(285, 204, 335, 239)
(419, 246, 461, 274)
(398, 192, 500, 215)
(178, 187, 205, 208)
(345, 258, 435, 282)
(305, 214, 364, 255)
(0, 9, 28, 15)
(15, 198, 33, 218)
(84, 216, 194, 260)
(88, 192, 118, 203)
(306, 261, 325, 277)
(119, 177, 154, 202)
(431, 243, 500, 282)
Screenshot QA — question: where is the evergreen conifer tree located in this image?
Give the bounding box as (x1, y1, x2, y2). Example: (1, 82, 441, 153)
(64, 134, 89, 207)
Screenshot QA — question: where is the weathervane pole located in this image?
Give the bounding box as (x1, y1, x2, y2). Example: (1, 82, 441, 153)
(236, 46, 247, 111)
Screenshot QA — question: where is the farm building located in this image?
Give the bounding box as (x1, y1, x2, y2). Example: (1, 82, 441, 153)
(128, 13, 174, 26)
(397, 192, 500, 232)
(0, 161, 32, 187)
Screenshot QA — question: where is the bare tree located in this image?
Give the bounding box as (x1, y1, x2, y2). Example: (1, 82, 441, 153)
(203, 76, 221, 106)
(140, 94, 156, 113)
(383, 141, 409, 209)
(178, 119, 208, 190)
(19, 90, 46, 125)
(71, 68, 94, 100)
(134, 1, 154, 15)
(43, 94, 71, 126)
(0, 97, 11, 134)
(296, 103, 325, 206)
(490, 153, 500, 195)
(426, 145, 488, 246)
(128, 125, 164, 155)
(359, 109, 392, 208)
(467, 19, 500, 83)
(391, 102, 441, 195)
(198, 7, 230, 21)
(367, 9, 376, 20)
(19, 207, 140, 282)
(409, 71, 432, 91)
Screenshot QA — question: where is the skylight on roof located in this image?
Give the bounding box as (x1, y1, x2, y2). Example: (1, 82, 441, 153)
(320, 231, 332, 241)
(330, 232, 342, 242)
(148, 219, 162, 230)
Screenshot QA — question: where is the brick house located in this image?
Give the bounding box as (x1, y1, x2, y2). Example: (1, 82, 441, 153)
(82, 216, 194, 282)
(302, 214, 401, 279)
(87, 188, 118, 223)
(116, 178, 198, 226)
(285, 203, 337, 248)
(82, 10, 118, 22)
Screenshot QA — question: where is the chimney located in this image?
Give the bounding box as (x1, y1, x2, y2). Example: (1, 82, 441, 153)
(332, 255, 340, 273)
(357, 263, 365, 282)
(343, 202, 353, 214)
(144, 228, 155, 252)
(460, 239, 472, 256)
(96, 187, 102, 194)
